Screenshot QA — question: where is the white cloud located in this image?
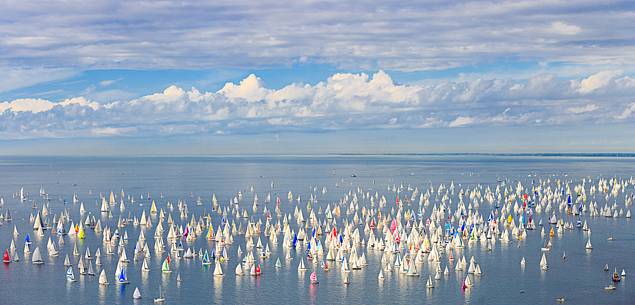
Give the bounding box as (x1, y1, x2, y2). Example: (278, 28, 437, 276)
(567, 104, 599, 114)
(59, 97, 100, 110)
(0, 1, 632, 72)
(91, 127, 136, 136)
(449, 116, 476, 127)
(99, 79, 120, 87)
(218, 74, 270, 102)
(2, 70, 635, 139)
(616, 102, 635, 120)
(0, 66, 76, 93)
(0, 98, 55, 113)
(577, 70, 623, 94)
(549, 21, 582, 35)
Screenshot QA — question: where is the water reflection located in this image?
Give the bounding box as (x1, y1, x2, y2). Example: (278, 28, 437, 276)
(98, 284, 108, 304)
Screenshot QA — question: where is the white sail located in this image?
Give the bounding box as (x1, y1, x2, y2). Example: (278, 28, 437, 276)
(133, 287, 142, 299)
(32, 246, 44, 264)
(99, 269, 109, 285)
(426, 276, 434, 288)
(540, 253, 548, 270)
(214, 261, 223, 276)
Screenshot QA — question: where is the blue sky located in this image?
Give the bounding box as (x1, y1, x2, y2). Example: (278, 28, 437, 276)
(1, 1, 635, 154)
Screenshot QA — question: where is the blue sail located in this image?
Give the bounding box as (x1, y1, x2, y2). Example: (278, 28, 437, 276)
(119, 268, 126, 282)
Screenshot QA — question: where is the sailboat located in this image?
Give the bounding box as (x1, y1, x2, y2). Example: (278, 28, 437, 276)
(66, 267, 76, 282)
(202, 250, 211, 266)
(275, 257, 282, 268)
(540, 253, 548, 270)
(214, 261, 223, 276)
(462, 275, 472, 289)
(426, 276, 434, 288)
(32, 247, 44, 264)
(3, 249, 10, 263)
(298, 258, 308, 271)
(99, 269, 109, 285)
(235, 263, 243, 276)
(154, 286, 166, 303)
(161, 258, 171, 273)
(585, 238, 593, 250)
(406, 260, 419, 276)
(133, 287, 142, 299)
(613, 269, 621, 282)
(117, 267, 130, 284)
(250, 264, 261, 276)
(87, 261, 96, 276)
(310, 271, 319, 284)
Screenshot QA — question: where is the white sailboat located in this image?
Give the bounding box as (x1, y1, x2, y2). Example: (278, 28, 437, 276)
(66, 267, 76, 282)
(463, 275, 472, 288)
(426, 276, 434, 288)
(32, 247, 44, 264)
(540, 253, 548, 270)
(298, 258, 308, 271)
(154, 286, 166, 303)
(99, 269, 109, 285)
(133, 287, 142, 299)
(214, 261, 224, 276)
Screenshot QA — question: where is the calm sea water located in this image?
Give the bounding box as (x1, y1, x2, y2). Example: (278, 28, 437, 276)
(0, 155, 634, 305)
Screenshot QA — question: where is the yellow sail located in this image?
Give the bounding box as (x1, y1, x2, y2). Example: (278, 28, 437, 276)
(78, 225, 85, 239)
(207, 226, 214, 240)
(150, 200, 158, 214)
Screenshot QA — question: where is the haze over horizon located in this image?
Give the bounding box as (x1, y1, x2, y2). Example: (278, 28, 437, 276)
(1, 1, 635, 154)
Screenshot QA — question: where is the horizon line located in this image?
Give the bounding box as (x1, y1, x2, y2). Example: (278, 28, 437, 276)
(1, 152, 635, 158)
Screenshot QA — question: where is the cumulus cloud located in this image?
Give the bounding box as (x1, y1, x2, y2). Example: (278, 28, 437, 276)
(218, 74, 270, 102)
(0, 98, 55, 113)
(1, 70, 635, 139)
(577, 70, 624, 94)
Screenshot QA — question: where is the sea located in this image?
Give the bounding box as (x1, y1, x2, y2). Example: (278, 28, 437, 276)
(0, 155, 634, 305)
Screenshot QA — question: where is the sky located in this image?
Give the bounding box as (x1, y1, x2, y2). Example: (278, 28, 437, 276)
(1, 0, 635, 155)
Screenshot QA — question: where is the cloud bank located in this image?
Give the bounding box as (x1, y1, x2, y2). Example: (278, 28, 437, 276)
(1, 70, 634, 139)
(0, 1, 633, 73)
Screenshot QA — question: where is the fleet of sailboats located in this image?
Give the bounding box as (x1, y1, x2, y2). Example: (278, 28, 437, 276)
(1, 175, 633, 301)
